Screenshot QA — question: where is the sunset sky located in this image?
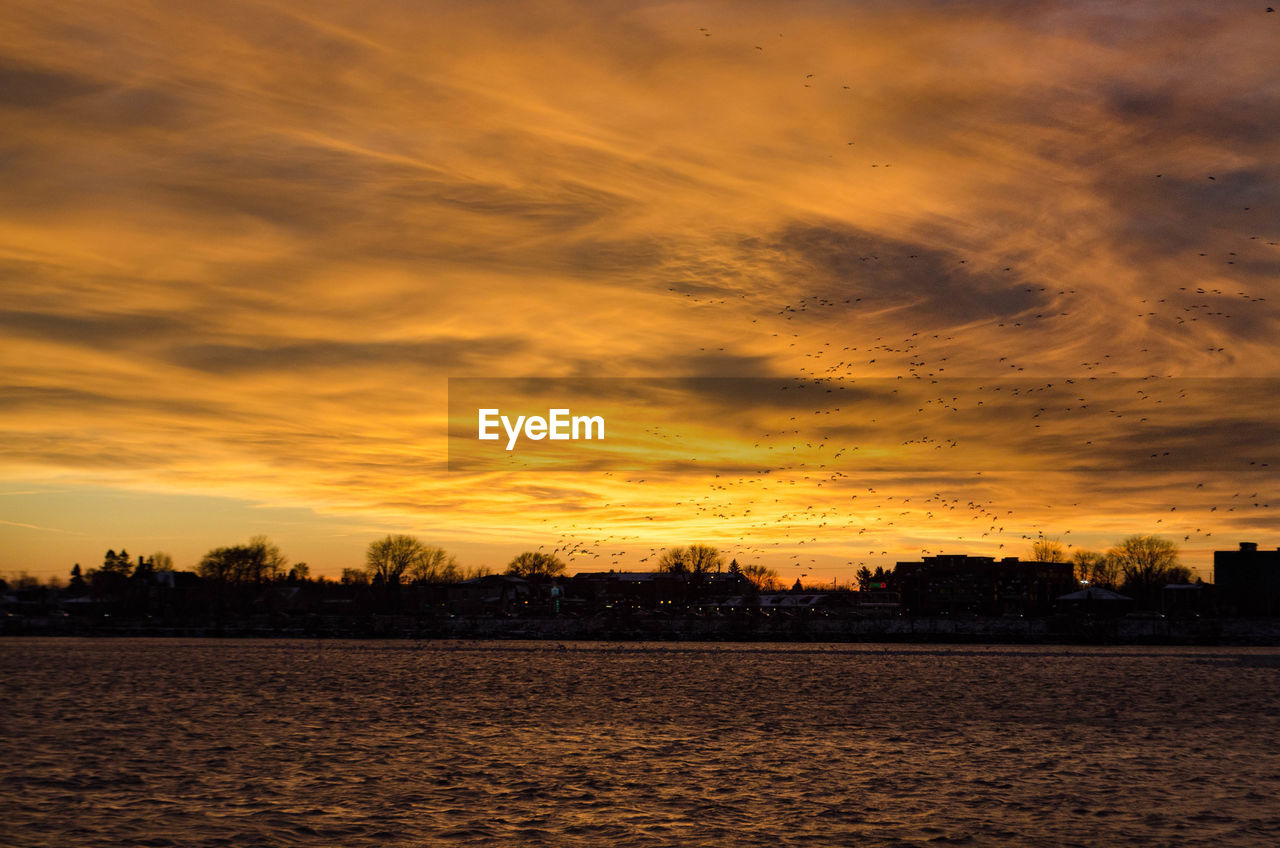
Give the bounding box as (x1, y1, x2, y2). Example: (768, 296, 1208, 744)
(2, 0, 1278, 582)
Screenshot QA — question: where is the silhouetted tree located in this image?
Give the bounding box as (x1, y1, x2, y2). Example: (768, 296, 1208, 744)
(1030, 537, 1067, 562)
(741, 563, 781, 591)
(365, 535, 424, 585)
(341, 568, 369, 586)
(1071, 550, 1118, 587)
(9, 571, 40, 591)
(656, 544, 724, 575)
(408, 545, 461, 583)
(88, 549, 135, 596)
(150, 552, 175, 573)
(855, 565, 874, 590)
(506, 551, 565, 579)
(100, 549, 132, 578)
(1107, 535, 1192, 603)
(198, 536, 287, 584)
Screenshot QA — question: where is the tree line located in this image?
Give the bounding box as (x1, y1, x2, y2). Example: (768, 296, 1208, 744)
(359, 539, 784, 588)
(1030, 534, 1197, 599)
(9, 532, 1197, 598)
(10, 538, 783, 593)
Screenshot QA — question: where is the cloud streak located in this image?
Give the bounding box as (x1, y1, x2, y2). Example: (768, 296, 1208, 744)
(1, 0, 1278, 578)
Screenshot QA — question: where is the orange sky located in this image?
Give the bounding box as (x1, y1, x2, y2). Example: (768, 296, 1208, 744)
(2, 0, 1278, 581)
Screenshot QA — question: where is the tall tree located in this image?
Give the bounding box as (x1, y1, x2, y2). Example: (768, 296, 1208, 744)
(101, 549, 133, 578)
(741, 563, 781, 591)
(1071, 550, 1118, 587)
(407, 545, 461, 583)
(1107, 535, 1191, 600)
(198, 536, 287, 584)
(506, 551, 565, 579)
(1030, 537, 1067, 562)
(365, 534, 425, 585)
(341, 568, 369, 586)
(657, 544, 724, 575)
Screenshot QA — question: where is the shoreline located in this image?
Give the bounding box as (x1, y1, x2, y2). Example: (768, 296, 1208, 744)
(6, 614, 1280, 646)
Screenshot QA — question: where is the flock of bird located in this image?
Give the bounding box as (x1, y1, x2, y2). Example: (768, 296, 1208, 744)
(509, 20, 1278, 584)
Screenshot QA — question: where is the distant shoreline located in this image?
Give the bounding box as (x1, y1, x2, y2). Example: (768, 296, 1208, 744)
(7, 615, 1280, 646)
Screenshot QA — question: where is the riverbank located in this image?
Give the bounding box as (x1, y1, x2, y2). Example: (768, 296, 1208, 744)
(6, 613, 1280, 645)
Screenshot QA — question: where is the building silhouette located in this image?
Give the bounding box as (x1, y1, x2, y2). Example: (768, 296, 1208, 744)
(1214, 542, 1280, 616)
(893, 554, 1076, 617)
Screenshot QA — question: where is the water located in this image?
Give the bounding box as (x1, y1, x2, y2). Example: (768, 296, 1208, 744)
(3, 639, 1280, 847)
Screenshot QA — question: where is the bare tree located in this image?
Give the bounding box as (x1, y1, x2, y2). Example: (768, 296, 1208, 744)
(506, 551, 565, 579)
(657, 544, 724, 575)
(1029, 537, 1067, 562)
(8, 571, 41, 591)
(1071, 550, 1118, 587)
(1107, 535, 1192, 599)
(741, 563, 781, 591)
(365, 535, 424, 585)
(341, 567, 369, 586)
(408, 545, 460, 583)
(198, 547, 237, 582)
(198, 536, 287, 584)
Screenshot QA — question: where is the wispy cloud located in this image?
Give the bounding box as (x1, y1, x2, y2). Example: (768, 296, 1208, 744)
(1, 0, 1277, 577)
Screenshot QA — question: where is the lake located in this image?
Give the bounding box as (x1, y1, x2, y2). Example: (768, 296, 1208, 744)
(3, 639, 1280, 846)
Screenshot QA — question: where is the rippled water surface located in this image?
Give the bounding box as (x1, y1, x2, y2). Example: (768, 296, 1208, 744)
(4, 639, 1280, 846)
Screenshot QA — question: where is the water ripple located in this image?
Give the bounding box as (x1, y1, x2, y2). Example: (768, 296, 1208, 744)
(3, 639, 1280, 846)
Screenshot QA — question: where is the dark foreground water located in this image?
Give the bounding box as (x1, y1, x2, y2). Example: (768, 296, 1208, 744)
(3, 640, 1280, 847)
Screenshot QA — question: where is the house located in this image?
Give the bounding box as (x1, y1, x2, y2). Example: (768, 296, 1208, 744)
(568, 571, 686, 610)
(448, 574, 532, 616)
(1057, 586, 1133, 617)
